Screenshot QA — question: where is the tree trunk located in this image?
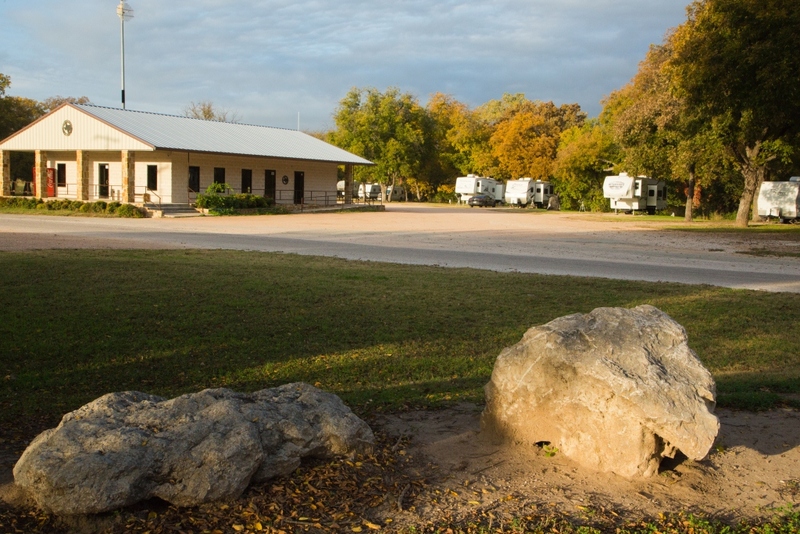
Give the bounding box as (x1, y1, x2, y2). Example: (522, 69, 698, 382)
(684, 165, 695, 222)
(734, 142, 764, 228)
(735, 166, 765, 227)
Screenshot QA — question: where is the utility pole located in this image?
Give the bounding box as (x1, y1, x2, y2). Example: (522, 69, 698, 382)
(117, 1, 134, 109)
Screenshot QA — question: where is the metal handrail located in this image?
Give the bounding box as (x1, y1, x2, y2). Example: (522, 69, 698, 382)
(135, 186, 161, 208)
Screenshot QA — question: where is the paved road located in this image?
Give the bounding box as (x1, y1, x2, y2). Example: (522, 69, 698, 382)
(2, 205, 799, 293)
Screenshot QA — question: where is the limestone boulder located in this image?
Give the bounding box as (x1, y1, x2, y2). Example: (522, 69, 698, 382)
(481, 305, 719, 477)
(13, 383, 374, 514)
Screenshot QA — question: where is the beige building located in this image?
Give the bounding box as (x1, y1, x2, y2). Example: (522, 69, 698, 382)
(0, 103, 371, 206)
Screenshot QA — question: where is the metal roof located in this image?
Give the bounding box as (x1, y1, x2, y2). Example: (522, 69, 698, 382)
(73, 104, 372, 166)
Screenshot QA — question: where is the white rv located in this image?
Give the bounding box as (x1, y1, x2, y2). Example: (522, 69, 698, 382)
(385, 185, 405, 201)
(455, 175, 505, 206)
(336, 180, 359, 200)
(358, 182, 382, 200)
(603, 172, 667, 214)
(757, 177, 800, 221)
(505, 178, 554, 208)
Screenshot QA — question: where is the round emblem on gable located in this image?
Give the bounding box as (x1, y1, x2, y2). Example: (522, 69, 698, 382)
(62, 120, 73, 136)
(282, 175, 289, 185)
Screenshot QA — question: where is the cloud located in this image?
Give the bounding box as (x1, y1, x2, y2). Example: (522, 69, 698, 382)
(0, 0, 689, 130)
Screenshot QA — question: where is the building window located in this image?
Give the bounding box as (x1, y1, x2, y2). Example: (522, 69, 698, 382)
(56, 164, 66, 187)
(241, 169, 252, 194)
(147, 165, 158, 191)
(214, 167, 225, 184)
(188, 166, 200, 192)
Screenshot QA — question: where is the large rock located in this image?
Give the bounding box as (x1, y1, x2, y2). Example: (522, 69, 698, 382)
(14, 383, 374, 514)
(481, 305, 719, 477)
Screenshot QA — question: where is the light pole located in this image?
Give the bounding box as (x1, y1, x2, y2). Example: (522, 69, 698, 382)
(117, 1, 134, 109)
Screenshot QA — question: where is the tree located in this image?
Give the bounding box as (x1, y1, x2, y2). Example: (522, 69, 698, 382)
(666, 0, 800, 226)
(184, 100, 241, 123)
(40, 95, 91, 113)
(329, 87, 432, 200)
(554, 120, 619, 211)
(489, 100, 585, 181)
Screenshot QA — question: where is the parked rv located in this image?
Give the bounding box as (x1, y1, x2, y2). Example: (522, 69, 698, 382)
(385, 185, 405, 202)
(455, 174, 505, 206)
(757, 177, 800, 222)
(358, 182, 382, 200)
(336, 180, 359, 200)
(505, 178, 554, 208)
(602, 172, 666, 214)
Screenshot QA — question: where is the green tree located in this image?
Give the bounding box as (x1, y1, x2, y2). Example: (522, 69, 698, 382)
(666, 0, 800, 226)
(329, 87, 432, 200)
(554, 119, 619, 211)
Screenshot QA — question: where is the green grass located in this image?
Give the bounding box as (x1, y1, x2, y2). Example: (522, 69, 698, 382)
(2, 249, 799, 427)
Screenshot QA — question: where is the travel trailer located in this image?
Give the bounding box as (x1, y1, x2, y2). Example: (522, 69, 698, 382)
(757, 177, 800, 221)
(385, 185, 405, 201)
(455, 175, 505, 206)
(336, 180, 359, 200)
(358, 182, 382, 200)
(603, 172, 666, 214)
(504, 178, 554, 208)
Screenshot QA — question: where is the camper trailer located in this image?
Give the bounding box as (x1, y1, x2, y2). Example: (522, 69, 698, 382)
(757, 177, 800, 221)
(505, 178, 554, 208)
(603, 172, 666, 214)
(385, 185, 405, 201)
(358, 182, 382, 200)
(455, 175, 505, 206)
(336, 180, 359, 200)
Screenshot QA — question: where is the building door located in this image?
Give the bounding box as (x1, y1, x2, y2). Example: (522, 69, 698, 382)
(265, 170, 276, 200)
(293, 171, 304, 204)
(147, 165, 158, 191)
(99, 164, 109, 198)
(241, 169, 252, 193)
(188, 166, 200, 193)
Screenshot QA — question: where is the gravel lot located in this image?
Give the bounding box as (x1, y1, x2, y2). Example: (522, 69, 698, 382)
(2, 204, 800, 292)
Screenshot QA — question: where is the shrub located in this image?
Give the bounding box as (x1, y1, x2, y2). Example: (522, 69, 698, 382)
(115, 203, 144, 218)
(91, 201, 107, 213)
(106, 201, 122, 214)
(36, 202, 48, 210)
(69, 200, 84, 210)
(79, 203, 92, 213)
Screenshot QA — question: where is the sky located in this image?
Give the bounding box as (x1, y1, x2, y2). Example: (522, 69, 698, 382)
(0, 0, 690, 132)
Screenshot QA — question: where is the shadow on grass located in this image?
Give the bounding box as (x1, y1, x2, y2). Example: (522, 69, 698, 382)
(2, 249, 800, 428)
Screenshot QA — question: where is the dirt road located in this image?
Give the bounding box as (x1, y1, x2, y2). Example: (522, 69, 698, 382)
(2, 204, 799, 292)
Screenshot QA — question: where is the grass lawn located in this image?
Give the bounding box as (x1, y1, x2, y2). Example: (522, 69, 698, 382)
(1, 249, 799, 428)
(2, 248, 800, 533)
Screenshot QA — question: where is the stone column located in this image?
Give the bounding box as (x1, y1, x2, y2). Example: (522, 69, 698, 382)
(76, 150, 89, 200)
(34, 150, 48, 199)
(344, 164, 353, 205)
(121, 150, 135, 202)
(0, 150, 10, 197)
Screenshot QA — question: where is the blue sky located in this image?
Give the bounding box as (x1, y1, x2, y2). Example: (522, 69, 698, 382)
(0, 0, 689, 131)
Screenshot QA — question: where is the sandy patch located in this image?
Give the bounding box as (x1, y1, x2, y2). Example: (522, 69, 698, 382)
(372, 404, 800, 525)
